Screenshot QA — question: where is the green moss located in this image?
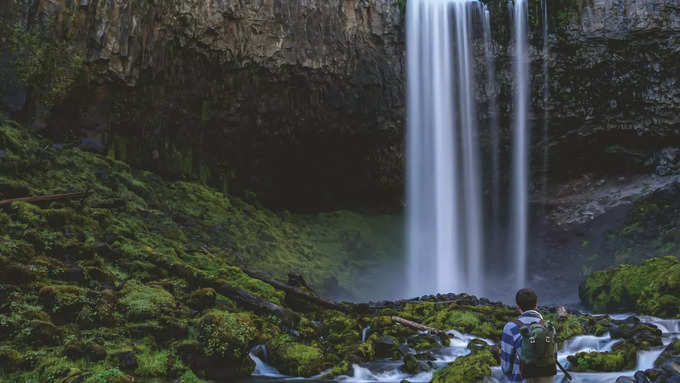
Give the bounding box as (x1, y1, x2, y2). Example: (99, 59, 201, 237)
(431, 350, 497, 383)
(580, 256, 680, 317)
(197, 311, 256, 360)
(188, 288, 216, 311)
(119, 280, 175, 321)
(268, 335, 326, 377)
(135, 349, 170, 377)
(567, 342, 637, 372)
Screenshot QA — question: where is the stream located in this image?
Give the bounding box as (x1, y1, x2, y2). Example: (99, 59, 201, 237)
(240, 315, 679, 383)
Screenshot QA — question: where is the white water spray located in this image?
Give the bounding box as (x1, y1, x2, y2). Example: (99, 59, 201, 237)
(406, 0, 486, 298)
(511, 0, 530, 290)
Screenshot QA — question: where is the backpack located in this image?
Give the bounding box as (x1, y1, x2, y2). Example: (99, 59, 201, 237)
(512, 319, 558, 378)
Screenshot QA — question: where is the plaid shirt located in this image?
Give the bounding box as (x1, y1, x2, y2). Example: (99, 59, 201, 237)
(500, 310, 544, 382)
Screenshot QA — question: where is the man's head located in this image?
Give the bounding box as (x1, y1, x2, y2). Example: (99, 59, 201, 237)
(515, 288, 537, 312)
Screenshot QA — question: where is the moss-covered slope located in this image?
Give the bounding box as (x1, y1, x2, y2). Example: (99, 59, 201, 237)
(0, 116, 403, 382)
(579, 256, 680, 317)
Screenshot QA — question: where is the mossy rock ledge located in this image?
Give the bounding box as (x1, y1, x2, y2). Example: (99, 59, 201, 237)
(579, 256, 680, 318)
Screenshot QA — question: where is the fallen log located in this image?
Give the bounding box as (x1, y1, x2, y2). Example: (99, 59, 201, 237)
(212, 281, 299, 325)
(243, 270, 347, 312)
(146, 254, 299, 324)
(0, 191, 91, 207)
(391, 316, 447, 335)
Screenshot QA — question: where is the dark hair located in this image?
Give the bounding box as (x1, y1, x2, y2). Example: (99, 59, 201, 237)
(515, 288, 537, 311)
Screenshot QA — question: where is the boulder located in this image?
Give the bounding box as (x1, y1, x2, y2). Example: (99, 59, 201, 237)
(408, 333, 441, 351)
(118, 280, 176, 321)
(188, 288, 216, 311)
(431, 350, 497, 383)
(110, 351, 138, 372)
(267, 335, 326, 377)
(184, 311, 258, 380)
(0, 347, 27, 372)
(374, 336, 399, 358)
(29, 320, 62, 346)
(609, 317, 663, 349)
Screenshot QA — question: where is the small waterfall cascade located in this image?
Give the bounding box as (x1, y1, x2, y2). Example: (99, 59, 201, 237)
(511, 0, 530, 290)
(406, 0, 485, 297)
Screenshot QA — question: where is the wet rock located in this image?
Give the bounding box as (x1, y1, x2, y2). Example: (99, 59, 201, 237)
(609, 317, 663, 349)
(655, 340, 680, 368)
(400, 353, 431, 374)
(111, 351, 138, 372)
(468, 338, 490, 352)
(408, 333, 441, 351)
(633, 371, 651, 383)
(616, 377, 634, 383)
(415, 351, 436, 361)
(374, 336, 399, 358)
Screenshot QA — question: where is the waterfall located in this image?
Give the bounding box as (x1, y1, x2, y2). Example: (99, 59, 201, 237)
(541, 0, 550, 217)
(511, 0, 530, 290)
(482, 5, 501, 271)
(406, 0, 485, 297)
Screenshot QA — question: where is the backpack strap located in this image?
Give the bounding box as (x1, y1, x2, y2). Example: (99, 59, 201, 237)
(512, 319, 524, 328)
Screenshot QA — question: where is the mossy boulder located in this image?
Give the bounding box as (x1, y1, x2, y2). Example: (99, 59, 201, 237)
(567, 341, 637, 372)
(188, 288, 216, 311)
(0, 347, 27, 372)
(579, 256, 680, 317)
(119, 280, 176, 321)
(431, 350, 498, 383)
(39, 285, 87, 324)
(374, 335, 399, 358)
(197, 311, 256, 360)
(654, 339, 680, 368)
(408, 333, 441, 351)
(609, 316, 662, 349)
(29, 319, 63, 346)
(188, 311, 256, 379)
(268, 335, 326, 377)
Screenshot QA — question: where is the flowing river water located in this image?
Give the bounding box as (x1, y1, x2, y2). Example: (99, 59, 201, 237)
(239, 315, 679, 383)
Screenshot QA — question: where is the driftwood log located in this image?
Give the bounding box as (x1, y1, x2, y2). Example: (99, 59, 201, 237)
(0, 191, 91, 207)
(391, 316, 447, 335)
(243, 270, 347, 312)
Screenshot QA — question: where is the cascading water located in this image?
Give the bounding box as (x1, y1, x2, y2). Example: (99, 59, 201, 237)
(482, 4, 502, 272)
(406, 0, 487, 298)
(511, 0, 530, 291)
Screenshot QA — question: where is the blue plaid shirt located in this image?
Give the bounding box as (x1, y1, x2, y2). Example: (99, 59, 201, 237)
(500, 310, 544, 382)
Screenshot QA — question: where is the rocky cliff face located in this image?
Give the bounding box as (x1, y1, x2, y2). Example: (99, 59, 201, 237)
(3, 0, 406, 209)
(2, 0, 680, 210)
